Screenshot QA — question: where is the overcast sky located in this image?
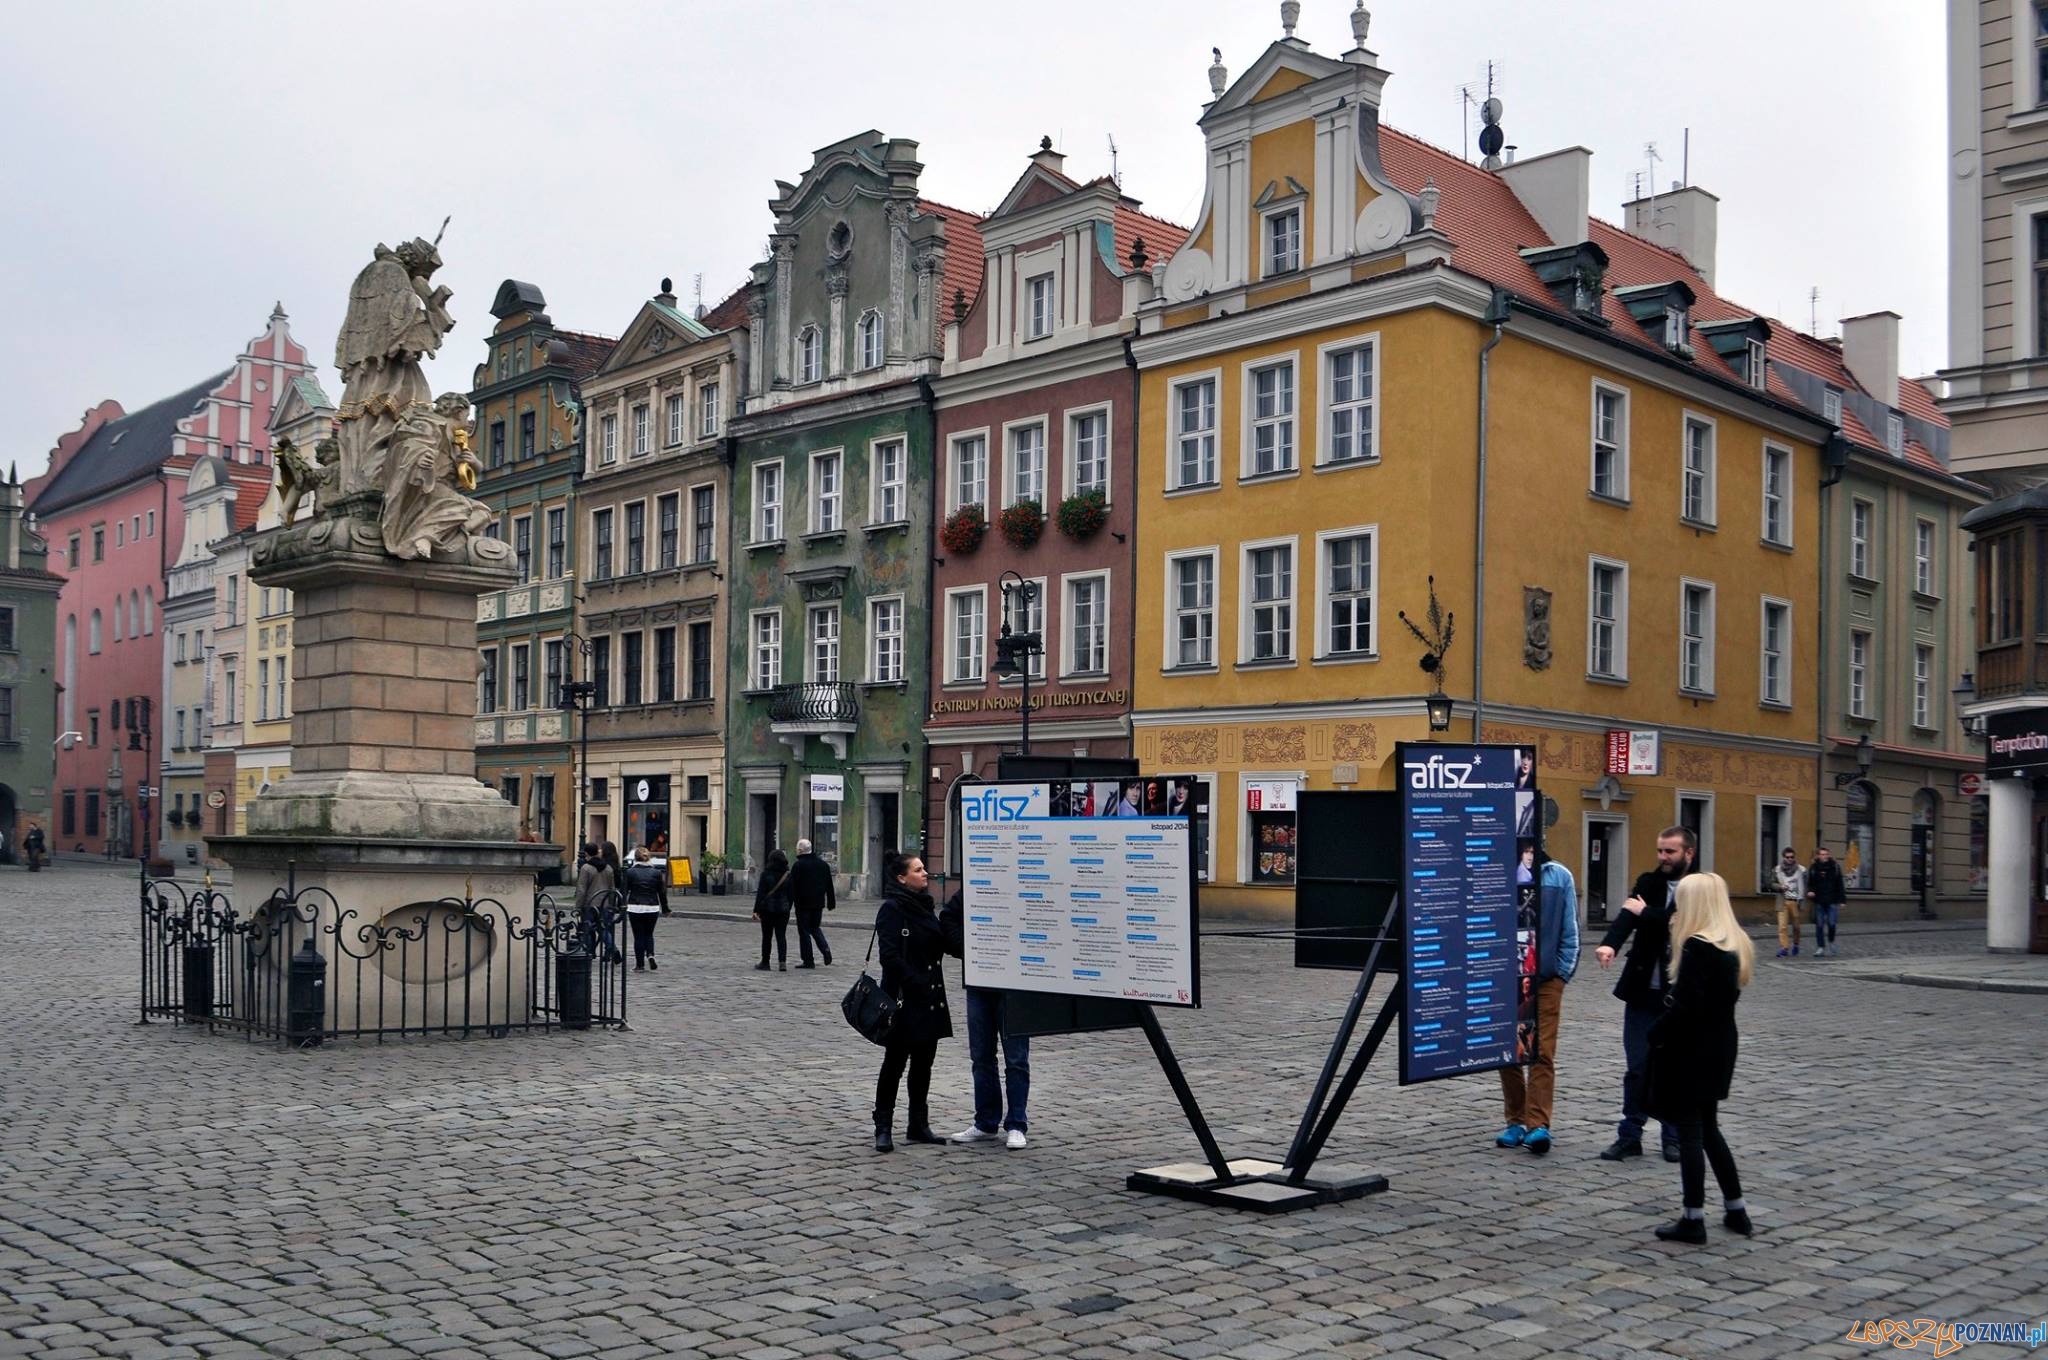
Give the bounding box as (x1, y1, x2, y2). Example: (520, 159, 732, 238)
(4, 1, 1944, 480)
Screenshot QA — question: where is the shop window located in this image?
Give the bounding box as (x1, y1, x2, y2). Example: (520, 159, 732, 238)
(1845, 780, 1878, 891)
(1244, 779, 1298, 885)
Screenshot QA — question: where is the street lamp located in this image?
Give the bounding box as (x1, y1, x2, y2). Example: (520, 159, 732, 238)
(1952, 671, 1987, 741)
(993, 571, 1043, 756)
(125, 695, 154, 865)
(1398, 576, 1457, 738)
(558, 676, 597, 854)
(1425, 692, 1454, 732)
(1832, 732, 1876, 789)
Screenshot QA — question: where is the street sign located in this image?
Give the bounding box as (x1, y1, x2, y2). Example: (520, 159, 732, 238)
(808, 773, 844, 801)
(1958, 772, 1984, 798)
(205, 790, 226, 810)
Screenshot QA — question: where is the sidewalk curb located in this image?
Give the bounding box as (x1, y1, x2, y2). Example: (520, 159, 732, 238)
(1834, 967, 2048, 996)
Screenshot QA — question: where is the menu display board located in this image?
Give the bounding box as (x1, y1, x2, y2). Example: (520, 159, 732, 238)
(960, 780, 1200, 1007)
(1397, 744, 1523, 1084)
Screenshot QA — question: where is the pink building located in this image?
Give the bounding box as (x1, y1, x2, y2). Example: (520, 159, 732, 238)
(28, 306, 308, 858)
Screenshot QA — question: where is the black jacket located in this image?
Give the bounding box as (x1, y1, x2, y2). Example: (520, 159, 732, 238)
(621, 861, 668, 909)
(753, 861, 793, 918)
(1599, 864, 1693, 1004)
(874, 883, 963, 1046)
(1806, 857, 1847, 906)
(1646, 936, 1743, 1119)
(787, 853, 836, 914)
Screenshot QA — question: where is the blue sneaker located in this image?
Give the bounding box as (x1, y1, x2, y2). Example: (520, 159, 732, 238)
(1791, 946, 1800, 957)
(1495, 1122, 1527, 1148)
(1775, 948, 1789, 958)
(1524, 1126, 1553, 1155)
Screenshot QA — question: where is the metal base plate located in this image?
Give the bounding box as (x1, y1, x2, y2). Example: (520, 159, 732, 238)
(1127, 1158, 1388, 1213)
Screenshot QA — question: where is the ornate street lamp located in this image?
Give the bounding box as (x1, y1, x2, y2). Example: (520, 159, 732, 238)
(993, 571, 1043, 755)
(1398, 576, 1457, 737)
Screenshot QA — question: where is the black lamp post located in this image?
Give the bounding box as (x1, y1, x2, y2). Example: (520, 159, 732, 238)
(125, 695, 154, 865)
(558, 676, 597, 854)
(993, 571, 1043, 756)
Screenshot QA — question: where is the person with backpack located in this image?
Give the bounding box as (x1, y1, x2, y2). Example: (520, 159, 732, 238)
(753, 848, 794, 972)
(1805, 845, 1846, 957)
(1493, 847, 1580, 1156)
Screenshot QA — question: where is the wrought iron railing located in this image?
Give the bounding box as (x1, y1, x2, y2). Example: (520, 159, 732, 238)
(768, 681, 859, 724)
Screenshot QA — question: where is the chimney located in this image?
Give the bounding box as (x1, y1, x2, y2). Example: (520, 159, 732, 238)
(1030, 135, 1066, 178)
(1498, 146, 1592, 247)
(1840, 311, 1902, 406)
(1622, 183, 1719, 285)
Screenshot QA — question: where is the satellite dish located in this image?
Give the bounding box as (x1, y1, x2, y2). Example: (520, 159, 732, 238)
(1480, 96, 1503, 126)
(1478, 125, 1505, 157)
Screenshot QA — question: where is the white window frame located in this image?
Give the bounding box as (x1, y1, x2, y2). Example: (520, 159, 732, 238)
(868, 595, 904, 684)
(806, 605, 840, 684)
(1823, 388, 1843, 426)
(1914, 518, 1937, 596)
(1849, 629, 1872, 719)
(1238, 535, 1299, 665)
(1061, 571, 1110, 678)
(1164, 547, 1220, 671)
(631, 403, 650, 458)
(857, 310, 885, 369)
(809, 448, 843, 535)
(1680, 411, 1717, 527)
(1317, 333, 1381, 469)
(1761, 442, 1794, 547)
(1168, 370, 1221, 492)
(1759, 596, 1792, 709)
(599, 413, 618, 465)
(1677, 790, 1716, 872)
(590, 506, 615, 580)
(1261, 202, 1302, 277)
(1914, 644, 1935, 730)
(749, 609, 783, 691)
(1064, 404, 1112, 502)
(1025, 274, 1054, 339)
(699, 381, 721, 439)
(689, 481, 717, 565)
(666, 393, 686, 446)
(948, 429, 989, 513)
(1002, 417, 1048, 508)
(1314, 525, 1379, 662)
(1756, 798, 1793, 895)
(753, 459, 784, 543)
(1745, 337, 1767, 390)
(2010, 195, 2048, 360)
(797, 325, 822, 384)
(1240, 353, 1300, 479)
(1850, 497, 1875, 579)
(1887, 413, 1905, 454)
(945, 585, 989, 684)
(1588, 556, 1629, 681)
(1590, 379, 1630, 500)
(1679, 578, 1716, 696)
(869, 436, 907, 525)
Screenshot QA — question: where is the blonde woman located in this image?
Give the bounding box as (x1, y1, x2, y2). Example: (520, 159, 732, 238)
(1645, 872, 1755, 1243)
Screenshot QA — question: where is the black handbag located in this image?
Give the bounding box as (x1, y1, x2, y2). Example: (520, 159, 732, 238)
(841, 926, 898, 1046)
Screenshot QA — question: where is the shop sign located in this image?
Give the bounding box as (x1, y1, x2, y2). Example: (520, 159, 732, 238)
(1245, 780, 1297, 812)
(808, 773, 845, 801)
(1985, 711, 2048, 779)
(1605, 729, 1660, 776)
(929, 688, 1127, 715)
(1957, 772, 1984, 798)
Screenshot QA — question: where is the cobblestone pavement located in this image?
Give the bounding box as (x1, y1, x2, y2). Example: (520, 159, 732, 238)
(2, 862, 2043, 1360)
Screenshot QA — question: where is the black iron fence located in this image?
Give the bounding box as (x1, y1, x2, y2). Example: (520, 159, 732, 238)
(139, 871, 629, 1046)
(768, 681, 859, 724)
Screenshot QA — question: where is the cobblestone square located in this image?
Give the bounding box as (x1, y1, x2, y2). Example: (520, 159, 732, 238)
(2, 863, 2043, 1359)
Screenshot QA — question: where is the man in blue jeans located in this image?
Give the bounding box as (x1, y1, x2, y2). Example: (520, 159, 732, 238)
(948, 987, 1030, 1149)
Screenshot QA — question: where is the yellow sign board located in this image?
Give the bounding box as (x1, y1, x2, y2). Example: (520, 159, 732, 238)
(669, 856, 693, 888)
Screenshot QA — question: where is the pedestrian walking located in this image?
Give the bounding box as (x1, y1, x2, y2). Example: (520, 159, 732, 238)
(870, 851, 961, 1152)
(753, 847, 793, 972)
(621, 844, 669, 971)
(1646, 871, 1755, 1243)
(573, 840, 620, 961)
(1772, 847, 1807, 958)
(787, 838, 835, 967)
(22, 822, 45, 872)
(1806, 845, 1846, 957)
(1594, 825, 1696, 1164)
(949, 966, 1033, 1149)
(1494, 849, 1579, 1156)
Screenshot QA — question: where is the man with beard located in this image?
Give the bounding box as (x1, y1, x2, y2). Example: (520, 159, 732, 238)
(1593, 825, 1696, 1163)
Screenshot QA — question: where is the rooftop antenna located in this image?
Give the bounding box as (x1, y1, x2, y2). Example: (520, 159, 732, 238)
(1107, 133, 1121, 189)
(693, 273, 704, 311)
(1809, 286, 1820, 336)
(1457, 80, 1478, 160)
(1682, 128, 1690, 188)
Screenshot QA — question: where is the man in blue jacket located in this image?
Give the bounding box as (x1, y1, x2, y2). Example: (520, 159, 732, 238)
(1494, 848, 1579, 1156)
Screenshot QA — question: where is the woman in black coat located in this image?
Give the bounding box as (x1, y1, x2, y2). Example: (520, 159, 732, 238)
(752, 848, 793, 971)
(870, 850, 962, 1151)
(1647, 872, 1755, 1243)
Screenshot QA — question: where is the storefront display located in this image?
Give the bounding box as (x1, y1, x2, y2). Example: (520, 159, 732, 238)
(625, 775, 670, 857)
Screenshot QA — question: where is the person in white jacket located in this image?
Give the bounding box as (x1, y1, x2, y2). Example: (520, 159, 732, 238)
(1772, 848, 1806, 959)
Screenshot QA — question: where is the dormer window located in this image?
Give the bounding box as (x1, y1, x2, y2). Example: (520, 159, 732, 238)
(797, 326, 821, 384)
(1663, 306, 1688, 350)
(1265, 207, 1302, 277)
(1745, 339, 1767, 390)
(1026, 274, 1054, 339)
(1520, 242, 1610, 324)
(1887, 413, 1905, 455)
(858, 311, 884, 369)
(1823, 389, 1843, 426)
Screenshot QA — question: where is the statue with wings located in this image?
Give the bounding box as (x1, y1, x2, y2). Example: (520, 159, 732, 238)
(333, 225, 454, 497)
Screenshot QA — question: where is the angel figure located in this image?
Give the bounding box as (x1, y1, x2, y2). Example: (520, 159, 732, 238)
(334, 231, 454, 496)
(379, 393, 491, 560)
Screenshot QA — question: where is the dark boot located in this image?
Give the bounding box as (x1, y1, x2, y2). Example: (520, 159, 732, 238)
(873, 1110, 893, 1153)
(1655, 1216, 1707, 1244)
(905, 1125, 946, 1145)
(1724, 1208, 1754, 1237)
(1598, 1138, 1642, 1161)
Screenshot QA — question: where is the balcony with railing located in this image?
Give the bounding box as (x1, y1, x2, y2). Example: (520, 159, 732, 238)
(766, 682, 859, 760)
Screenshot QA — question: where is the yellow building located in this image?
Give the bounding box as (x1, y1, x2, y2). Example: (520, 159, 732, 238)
(1131, 23, 1833, 917)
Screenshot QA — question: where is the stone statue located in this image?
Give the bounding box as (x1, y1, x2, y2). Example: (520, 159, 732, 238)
(335, 232, 455, 497)
(380, 393, 492, 560)
(275, 434, 338, 522)
(1523, 586, 1553, 670)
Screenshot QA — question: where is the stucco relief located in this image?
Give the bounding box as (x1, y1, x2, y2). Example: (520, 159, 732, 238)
(1163, 248, 1214, 301)
(1158, 727, 1219, 766)
(1357, 193, 1410, 253)
(1332, 722, 1379, 763)
(1243, 725, 1307, 763)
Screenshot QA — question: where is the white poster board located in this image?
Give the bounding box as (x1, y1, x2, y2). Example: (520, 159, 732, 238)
(960, 783, 1199, 1007)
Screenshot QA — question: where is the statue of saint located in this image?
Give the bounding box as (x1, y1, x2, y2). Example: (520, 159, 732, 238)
(335, 234, 454, 496)
(380, 393, 492, 560)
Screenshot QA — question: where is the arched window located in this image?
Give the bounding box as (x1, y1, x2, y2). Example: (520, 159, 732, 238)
(1844, 780, 1878, 892)
(112, 602, 123, 643)
(89, 610, 102, 655)
(858, 310, 883, 370)
(797, 326, 821, 384)
(142, 588, 154, 635)
(63, 615, 76, 729)
(129, 590, 141, 638)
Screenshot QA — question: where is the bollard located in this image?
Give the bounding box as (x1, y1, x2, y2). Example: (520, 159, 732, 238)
(181, 943, 215, 1021)
(556, 947, 593, 1031)
(287, 933, 327, 1049)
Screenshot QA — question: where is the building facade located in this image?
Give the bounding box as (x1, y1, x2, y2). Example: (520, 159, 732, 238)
(923, 142, 1186, 874)
(468, 281, 614, 864)
(0, 469, 62, 857)
(1129, 21, 1831, 917)
(160, 456, 236, 866)
(571, 279, 745, 869)
(725, 131, 981, 893)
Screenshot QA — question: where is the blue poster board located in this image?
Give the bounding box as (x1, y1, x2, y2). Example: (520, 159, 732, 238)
(1397, 742, 1523, 1085)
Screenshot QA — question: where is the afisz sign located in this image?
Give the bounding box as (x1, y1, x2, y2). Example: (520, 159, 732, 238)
(1985, 711, 2048, 780)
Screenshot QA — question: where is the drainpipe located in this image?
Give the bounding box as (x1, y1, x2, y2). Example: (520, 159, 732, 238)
(1473, 291, 1511, 741)
(1817, 433, 1847, 847)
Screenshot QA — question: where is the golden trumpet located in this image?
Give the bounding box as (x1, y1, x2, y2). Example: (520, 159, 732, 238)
(457, 462, 478, 491)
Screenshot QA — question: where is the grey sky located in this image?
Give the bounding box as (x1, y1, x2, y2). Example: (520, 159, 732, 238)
(3, 1, 1944, 481)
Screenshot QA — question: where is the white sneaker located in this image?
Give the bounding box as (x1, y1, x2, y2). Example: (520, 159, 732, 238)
(1005, 1128, 1028, 1150)
(949, 1125, 999, 1144)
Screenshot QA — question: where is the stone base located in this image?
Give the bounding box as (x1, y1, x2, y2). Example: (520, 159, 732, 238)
(246, 771, 521, 840)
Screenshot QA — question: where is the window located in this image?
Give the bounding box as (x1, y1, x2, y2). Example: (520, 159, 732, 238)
(1681, 415, 1716, 524)
(2037, 215, 2048, 356)
(859, 310, 884, 367)
(948, 589, 986, 683)
(92, 526, 104, 562)
(1172, 377, 1218, 489)
(511, 643, 531, 711)
(514, 515, 533, 582)
(478, 648, 499, 714)
(112, 605, 122, 644)
(85, 791, 99, 838)
(1003, 579, 1046, 680)
(1762, 445, 1792, 546)
(691, 486, 716, 564)
(145, 509, 155, 537)
(654, 627, 676, 702)
(544, 639, 564, 710)
(1678, 794, 1713, 872)
(2037, 0, 2048, 108)
(89, 610, 101, 655)
(1243, 541, 1295, 662)
(1319, 530, 1376, 658)
(1589, 383, 1628, 498)
(173, 629, 186, 663)
(632, 404, 650, 457)
(1845, 781, 1878, 891)
(1069, 409, 1109, 498)
(1264, 205, 1301, 276)
(1246, 360, 1297, 476)
(1823, 388, 1842, 426)
(687, 774, 710, 803)
(667, 393, 686, 445)
(68, 535, 79, 569)
(810, 450, 842, 533)
(1914, 645, 1934, 729)
(1007, 423, 1046, 506)
(590, 636, 611, 707)
(1665, 305, 1689, 350)
(621, 631, 643, 705)
(223, 672, 235, 724)
(1026, 275, 1053, 339)
(658, 493, 680, 570)
(870, 597, 904, 683)
(950, 434, 988, 512)
(808, 605, 840, 683)
(1850, 499, 1873, 578)
(519, 410, 535, 460)
(535, 775, 556, 843)
(1065, 575, 1107, 675)
(546, 508, 566, 578)
(117, 520, 125, 548)
(688, 621, 712, 700)
(1984, 530, 2024, 644)
(1849, 630, 1871, 718)
(699, 382, 721, 439)
(1323, 340, 1378, 467)
(590, 508, 614, 580)
(798, 326, 821, 383)
(1745, 337, 1767, 390)
(88, 711, 99, 747)
(1760, 599, 1790, 708)
(751, 611, 783, 690)
(872, 438, 906, 523)
(629, 500, 650, 573)
(754, 462, 783, 541)
(275, 659, 289, 720)
(599, 414, 618, 464)
(173, 707, 184, 750)
(1915, 520, 1936, 595)
(1886, 413, 1905, 455)
(1679, 581, 1715, 694)
(1169, 552, 1217, 668)
(489, 421, 506, 469)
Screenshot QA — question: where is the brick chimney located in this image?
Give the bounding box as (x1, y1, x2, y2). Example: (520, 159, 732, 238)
(1623, 183, 1719, 286)
(1841, 310, 1902, 406)
(1498, 146, 1592, 246)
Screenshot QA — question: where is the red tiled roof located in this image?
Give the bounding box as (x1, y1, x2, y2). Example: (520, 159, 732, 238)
(919, 199, 986, 340)
(229, 471, 272, 531)
(550, 330, 617, 382)
(701, 280, 752, 332)
(1114, 202, 1190, 277)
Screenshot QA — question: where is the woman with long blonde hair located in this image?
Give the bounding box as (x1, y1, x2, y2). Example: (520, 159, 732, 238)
(1645, 872, 1755, 1243)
